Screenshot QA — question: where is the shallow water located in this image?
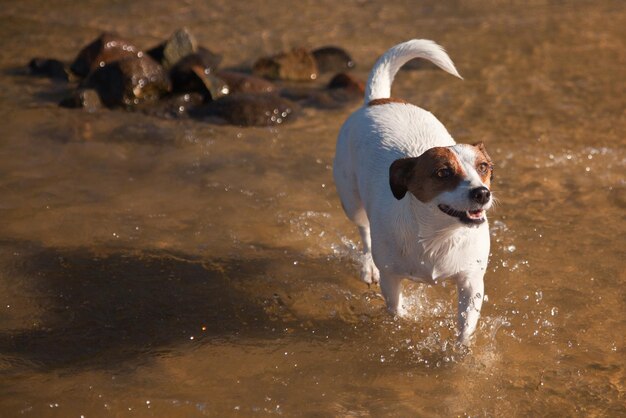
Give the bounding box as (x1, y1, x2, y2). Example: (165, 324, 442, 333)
(1, 0, 625, 416)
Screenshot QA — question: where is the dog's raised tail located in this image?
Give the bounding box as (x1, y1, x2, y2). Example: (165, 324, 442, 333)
(364, 39, 462, 104)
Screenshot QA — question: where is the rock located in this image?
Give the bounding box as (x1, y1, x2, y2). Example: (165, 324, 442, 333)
(170, 53, 227, 100)
(190, 93, 299, 126)
(195, 47, 222, 70)
(327, 72, 365, 95)
(28, 58, 69, 81)
(162, 28, 198, 69)
(312, 46, 355, 73)
(70, 32, 140, 78)
(138, 92, 204, 119)
(146, 43, 166, 64)
(82, 55, 171, 108)
(216, 71, 276, 94)
(325, 72, 366, 107)
(149, 42, 220, 68)
(280, 72, 365, 109)
(253, 48, 318, 81)
(59, 88, 102, 112)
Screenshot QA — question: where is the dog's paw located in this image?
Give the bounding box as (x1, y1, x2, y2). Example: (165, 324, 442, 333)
(360, 253, 380, 285)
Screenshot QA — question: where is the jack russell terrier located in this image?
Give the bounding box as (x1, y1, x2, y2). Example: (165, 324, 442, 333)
(333, 39, 494, 344)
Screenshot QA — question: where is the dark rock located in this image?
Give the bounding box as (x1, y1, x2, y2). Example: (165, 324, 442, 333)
(253, 48, 318, 81)
(195, 47, 222, 70)
(216, 71, 276, 94)
(82, 55, 171, 108)
(28, 58, 69, 81)
(280, 72, 365, 109)
(325, 72, 366, 107)
(146, 43, 166, 64)
(312, 46, 355, 73)
(279, 86, 315, 102)
(279, 88, 335, 109)
(190, 93, 299, 126)
(149, 43, 221, 69)
(70, 32, 140, 78)
(138, 92, 204, 119)
(327, 72, 365, 95)
(59, 88, 102, 112)
(170, 53, 227, 100)
(162, 28, 198, 69)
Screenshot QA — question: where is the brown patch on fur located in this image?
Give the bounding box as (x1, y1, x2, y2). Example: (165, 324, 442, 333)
(389, 147, 465, 202)
(472, 142, 494, 187)
(368, 97, 408, 106)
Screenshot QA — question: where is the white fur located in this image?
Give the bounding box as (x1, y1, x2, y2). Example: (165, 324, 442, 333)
(333, 40, 491, 344)
(364, 39, 461, 104)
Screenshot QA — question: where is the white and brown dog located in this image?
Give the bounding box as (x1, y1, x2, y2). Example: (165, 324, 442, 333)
(333, 40, 494, 344)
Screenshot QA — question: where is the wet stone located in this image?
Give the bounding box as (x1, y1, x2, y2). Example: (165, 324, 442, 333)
(28, 58, 69, 81)
(162, 28, 198, 70)
(59, 88, 102, 112)
(312, 46, 355, 73)
(195, 47, 222, 71)
(326, 72, 365, 105)
(150, 44, 221, 69)
(216, 71, 276, 94)
(253, 48, 318, 81)
(281, 72, 365, 109)
(82, 55, 171, 108)
(70, 32, 139, 78)
(138, 92, 204, 119)
(170, 53, 227, 100)
(327, 72, 365, 95)
(190, 93, 299, 126)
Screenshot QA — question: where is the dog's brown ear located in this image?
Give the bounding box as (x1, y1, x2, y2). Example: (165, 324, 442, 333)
(472, 141, 492, 162)
(389, 158, 417, 200)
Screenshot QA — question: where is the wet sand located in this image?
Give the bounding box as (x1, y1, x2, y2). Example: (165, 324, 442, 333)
(0, 0, 625, 416)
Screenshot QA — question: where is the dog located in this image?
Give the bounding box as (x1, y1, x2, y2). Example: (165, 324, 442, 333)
(333, 40, 494, 344)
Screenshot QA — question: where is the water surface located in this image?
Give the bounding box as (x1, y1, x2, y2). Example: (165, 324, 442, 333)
(0, 0, 625, 416)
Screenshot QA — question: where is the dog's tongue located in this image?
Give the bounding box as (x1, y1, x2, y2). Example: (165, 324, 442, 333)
(467, 209, 484, 219)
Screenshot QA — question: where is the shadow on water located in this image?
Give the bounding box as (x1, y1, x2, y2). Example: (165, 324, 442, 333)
(0, 241, 355, 371)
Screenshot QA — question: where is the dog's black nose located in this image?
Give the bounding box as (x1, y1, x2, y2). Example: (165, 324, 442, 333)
(469, 187, 491, 204)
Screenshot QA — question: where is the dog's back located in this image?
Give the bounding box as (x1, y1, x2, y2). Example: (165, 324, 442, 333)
(333, 39, 462, 225)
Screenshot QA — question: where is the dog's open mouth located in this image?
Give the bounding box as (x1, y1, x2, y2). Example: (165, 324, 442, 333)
(438, 204, 486, 225)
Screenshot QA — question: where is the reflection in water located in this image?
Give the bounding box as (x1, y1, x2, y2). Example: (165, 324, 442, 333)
(1, 0, 625, 416)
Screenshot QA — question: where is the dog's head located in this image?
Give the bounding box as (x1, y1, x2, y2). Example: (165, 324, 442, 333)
(389, 143, 494, 225)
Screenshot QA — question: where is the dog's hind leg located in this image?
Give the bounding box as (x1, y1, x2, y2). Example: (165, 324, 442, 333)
(358, 225, 380, 285)
(334, 165, 380, 285)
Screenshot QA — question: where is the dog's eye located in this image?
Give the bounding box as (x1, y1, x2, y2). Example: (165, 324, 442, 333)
(477, 162, 490, 174)
(435, 168, 452, 178)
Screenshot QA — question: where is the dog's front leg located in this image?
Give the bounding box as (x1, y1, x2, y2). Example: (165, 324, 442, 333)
(380, 274, 406, 316)
(455, 273, 485, 344)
